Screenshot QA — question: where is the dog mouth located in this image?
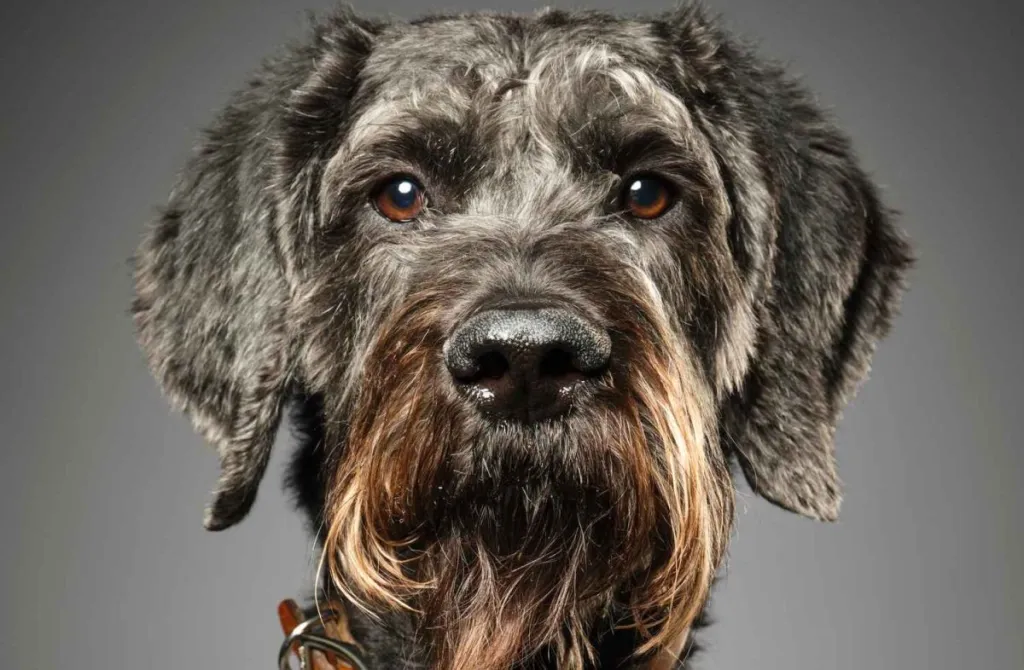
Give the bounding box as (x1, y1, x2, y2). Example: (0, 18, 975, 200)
(324, 281, 731, 670)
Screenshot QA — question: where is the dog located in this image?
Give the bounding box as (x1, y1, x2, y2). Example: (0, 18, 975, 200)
(131, 4, 912, 668)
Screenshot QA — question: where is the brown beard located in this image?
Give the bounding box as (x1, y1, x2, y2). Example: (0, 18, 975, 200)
(321, 277, 734, 670)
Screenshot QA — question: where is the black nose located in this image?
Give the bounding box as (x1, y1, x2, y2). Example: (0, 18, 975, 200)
(444, 307, 611, 421)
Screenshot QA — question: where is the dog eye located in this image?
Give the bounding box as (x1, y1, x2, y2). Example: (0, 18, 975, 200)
(622, 176, 674, 219)
(373, 176, 426, 222)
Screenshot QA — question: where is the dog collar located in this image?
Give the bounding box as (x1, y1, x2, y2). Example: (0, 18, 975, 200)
(276, 598, 688, 669)
(277, 599, 367, 670)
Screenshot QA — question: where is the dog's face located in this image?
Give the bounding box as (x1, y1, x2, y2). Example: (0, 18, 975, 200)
(132, 6, 911, 669)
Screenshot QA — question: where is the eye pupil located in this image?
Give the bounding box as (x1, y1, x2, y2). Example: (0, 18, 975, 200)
(624, 176, 672, 219)
(389, 180, 417, 208)
(630, 179, 657, 205)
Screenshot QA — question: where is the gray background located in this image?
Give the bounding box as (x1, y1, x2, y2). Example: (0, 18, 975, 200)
(1, 0, 1021, 668)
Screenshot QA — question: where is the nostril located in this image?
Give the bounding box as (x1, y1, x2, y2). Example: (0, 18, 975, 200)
(477, 351, 509, 381)
(538, 347, 580, 380)
(449, 349, 510, 385)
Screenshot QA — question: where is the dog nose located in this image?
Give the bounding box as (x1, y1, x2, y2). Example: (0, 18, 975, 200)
(444, 307, 611, 421)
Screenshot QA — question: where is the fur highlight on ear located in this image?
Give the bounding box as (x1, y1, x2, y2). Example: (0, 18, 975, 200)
(657, 3, 913, 521)
(131, 6, 380, 530)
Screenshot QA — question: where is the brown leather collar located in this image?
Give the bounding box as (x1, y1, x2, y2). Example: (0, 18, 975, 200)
(277, 599, 687, 669)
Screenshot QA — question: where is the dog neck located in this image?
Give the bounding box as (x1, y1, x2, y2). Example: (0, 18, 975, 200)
(296, 595, 700, 669)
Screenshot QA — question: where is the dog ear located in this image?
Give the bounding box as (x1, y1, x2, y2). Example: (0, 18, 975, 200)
(132, 8, 380, 530)
(725, 166, 912, 522)
(658, 5, 913, 521)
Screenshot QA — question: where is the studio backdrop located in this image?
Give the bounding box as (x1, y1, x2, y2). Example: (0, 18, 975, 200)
(0, 1, 1021, 669)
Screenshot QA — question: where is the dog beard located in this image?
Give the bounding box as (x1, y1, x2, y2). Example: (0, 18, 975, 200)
(321, 279, 734, 670)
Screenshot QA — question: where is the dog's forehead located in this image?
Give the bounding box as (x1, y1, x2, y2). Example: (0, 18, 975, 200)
(344, 14, 692, 149)
(360, 14, 665, 96)
(330, 13, 709, 220)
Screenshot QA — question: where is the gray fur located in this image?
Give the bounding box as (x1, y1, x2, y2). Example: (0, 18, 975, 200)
(133, 2, 910, 528)
(132, 3, 911, 663)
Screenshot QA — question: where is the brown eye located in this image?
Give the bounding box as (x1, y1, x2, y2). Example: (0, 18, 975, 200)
(373, 176, 425, 222)
(622, 176, 673, 219)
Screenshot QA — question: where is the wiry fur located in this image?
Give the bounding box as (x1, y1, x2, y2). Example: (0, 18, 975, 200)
(131, 4, 912, 668)
(316, 228, 732, 668)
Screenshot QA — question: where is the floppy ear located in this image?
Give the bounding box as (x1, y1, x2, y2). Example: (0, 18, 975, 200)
(726, 163, 912, 522)
(658, 5, 913, 520)
(132, 8, 380, 530)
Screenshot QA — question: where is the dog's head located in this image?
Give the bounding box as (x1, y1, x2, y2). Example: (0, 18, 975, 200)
(132, 5, 911, 668)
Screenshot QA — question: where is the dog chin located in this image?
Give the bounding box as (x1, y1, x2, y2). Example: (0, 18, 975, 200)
(405, 453, 645, 669)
